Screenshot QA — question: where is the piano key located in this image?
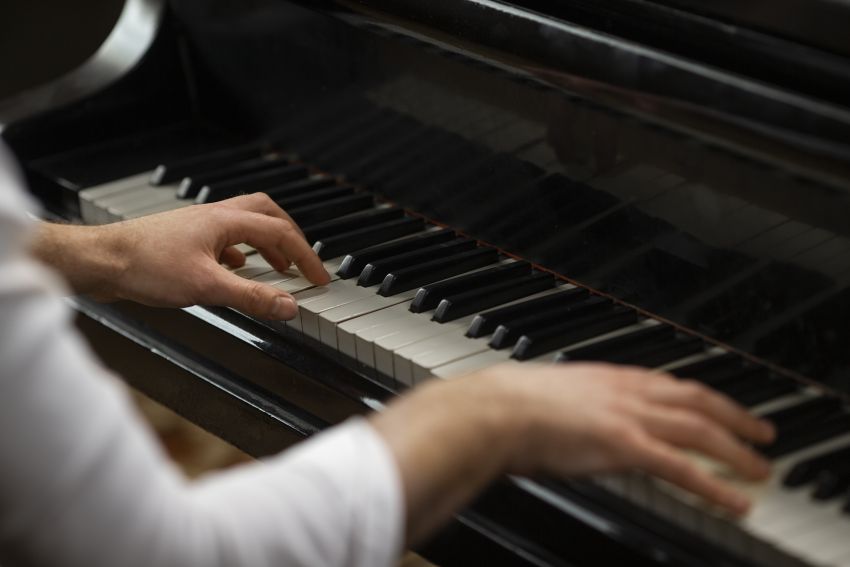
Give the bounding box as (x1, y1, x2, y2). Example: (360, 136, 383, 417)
(122, 197, 192, 219)
(177, 156, 288, 199)
(512, 307, 638, 360)
(376, 315, 478, 383)
(717, 376, 801, 409)
(489, 296, 611, 350)
(465, 286, 587, 338)
(313, 217, 425, 260)
(357, 239, 477, 287)
(812, 464, 850, 500)
(336, 228, 456, 279)
(230, 254, 275, 279)
(271, 257, 345, 295)
(409, 261, 533, 313)
(303, 207, 404, 243)
(764, 397, 844, 433)
(290, 280, 416, 340)
(431, 350, 518, 379)
(432, 271, 555, 323)
(285, 193, 375, 227)
(784, 444, 850, 488)
(319, 292, 421, 349)
(763, 413, 850, 459)
(378, 247, 500, 296)
(356, 274, 558, 375)
(557, 322, 674, 362)
(195, 163, 310, 203)
(150, 144, 264, 185)
(669, 352, 744, 380)
(275, 185, 355, 209)
(102, 185, 181, 223)
(264, 175, 338, 201)
(78, 171, 153, 224)
(603, 335, 705, 368)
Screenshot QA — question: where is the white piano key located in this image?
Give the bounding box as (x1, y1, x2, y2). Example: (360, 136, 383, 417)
(339, 303, 414, 360)
(103, 186, 181, 222)
(430, 350, 516, 379)
(123, 198, 192, 219)
(92, 182, 161, 224)
(78, 171, 152, 224)
(231, 254, 275, 279)
(271, 258, 343, 296)
(252, 269, 300, 286)
(319, 291, 416, 348)
(410, 334, 493, 384)
(374, 318, 458, 381)
(356, 310, 437, 368)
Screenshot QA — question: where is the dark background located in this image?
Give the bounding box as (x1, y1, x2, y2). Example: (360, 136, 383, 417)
(0, 0, 124, 99)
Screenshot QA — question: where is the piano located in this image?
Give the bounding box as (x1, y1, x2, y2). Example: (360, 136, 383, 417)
(3, 0, 850, 565)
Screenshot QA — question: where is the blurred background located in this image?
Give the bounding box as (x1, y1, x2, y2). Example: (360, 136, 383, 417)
(0, 0, 123, 99)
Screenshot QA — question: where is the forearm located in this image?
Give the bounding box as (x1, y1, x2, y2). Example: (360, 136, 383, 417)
(30, 222, 126, 297)
(370, 373, 524, 544)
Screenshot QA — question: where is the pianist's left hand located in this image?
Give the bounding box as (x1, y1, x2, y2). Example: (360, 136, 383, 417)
(31, 193, 330, 319)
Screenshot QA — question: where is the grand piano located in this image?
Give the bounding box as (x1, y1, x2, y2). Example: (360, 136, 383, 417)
(3, 0, 850, 565)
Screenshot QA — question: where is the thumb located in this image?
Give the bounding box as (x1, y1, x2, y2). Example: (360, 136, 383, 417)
(210, 268, 298, 320)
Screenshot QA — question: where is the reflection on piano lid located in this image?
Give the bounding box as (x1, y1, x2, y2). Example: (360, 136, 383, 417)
(5, 0, 850, 565)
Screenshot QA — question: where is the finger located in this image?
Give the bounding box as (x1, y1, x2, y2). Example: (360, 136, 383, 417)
(221, 210, 330, 285)
(643, 377, 775, 444)
(219, 246, 247, 268)
(206, 267, 298, 320)
(625, 434, 752, 516)
(219, 193, 307, 239)
(635, 405, 770, 480)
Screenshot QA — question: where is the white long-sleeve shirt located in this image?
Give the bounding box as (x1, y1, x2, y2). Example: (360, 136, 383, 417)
(0, 142, 404, 567)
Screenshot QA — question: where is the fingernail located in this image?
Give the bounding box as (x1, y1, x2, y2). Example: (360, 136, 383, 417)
(273, 296, 297, 320)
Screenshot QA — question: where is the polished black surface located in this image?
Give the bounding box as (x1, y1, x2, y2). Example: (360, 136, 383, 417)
(6, 0, 850, 565)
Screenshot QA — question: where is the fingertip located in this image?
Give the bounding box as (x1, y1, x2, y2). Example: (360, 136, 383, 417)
(271, 295, 298, 320)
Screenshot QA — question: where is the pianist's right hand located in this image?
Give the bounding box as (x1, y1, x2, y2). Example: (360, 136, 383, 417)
(371, 362, 775, 545)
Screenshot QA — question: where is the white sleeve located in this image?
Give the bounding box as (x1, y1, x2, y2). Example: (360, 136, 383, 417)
(0, 143, 404, 567)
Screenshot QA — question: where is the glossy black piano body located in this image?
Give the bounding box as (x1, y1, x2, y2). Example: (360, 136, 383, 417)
(3, 0, 850, 565)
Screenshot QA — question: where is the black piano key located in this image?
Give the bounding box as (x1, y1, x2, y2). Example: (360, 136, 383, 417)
(150, 143, 264, 185)
(177, 156, 289, 199)
(762, 414, 850, 459)
(195, 163, 309, 203)
(718, 377, 799, 408)
(813, 464, 850, 500)
(264, 176, 338, 201)
(784, 444, 850, 488)
(276, 185, 355, 209)
(489, 296, 610, 350)
(764, 397, 844, 433)
(513, 307, 638, 361)
(358, 239, 476, 287)
(466, 287, 589, 338)
(410, 261, 532, 313)
(433, 272, 556, 323)
(304, 208, 404, 243)
(670, 352, 743, 380)
(289, 194, 375, 227)
(313, 217, 425, 260)
(558, 324, 675, 363)
(689, 365, 769, 390)
(605, 335, 704, 368)
(378, 248, 500, 297)
(336, 229, 456, 279)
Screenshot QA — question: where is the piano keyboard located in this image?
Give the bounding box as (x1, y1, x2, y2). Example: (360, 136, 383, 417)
(77, 145, 850, 567)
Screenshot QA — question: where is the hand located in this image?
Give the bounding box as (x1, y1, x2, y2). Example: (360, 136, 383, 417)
(34, 194, 330, 319)
(370, 363, 774, 543)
